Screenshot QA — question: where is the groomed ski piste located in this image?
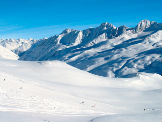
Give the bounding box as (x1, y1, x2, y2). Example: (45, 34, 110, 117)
(0, 50, 162, 122)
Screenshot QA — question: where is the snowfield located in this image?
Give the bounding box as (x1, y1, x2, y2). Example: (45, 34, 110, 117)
(0, 45, 18, 60)
(0, 57, 161, 122)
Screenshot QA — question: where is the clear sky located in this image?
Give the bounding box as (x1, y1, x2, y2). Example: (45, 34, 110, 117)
(0, 0, 161, 39)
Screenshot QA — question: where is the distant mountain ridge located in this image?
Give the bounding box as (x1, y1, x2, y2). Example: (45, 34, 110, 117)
(0, 38, 37, 55)
(1, 20, 162, 77)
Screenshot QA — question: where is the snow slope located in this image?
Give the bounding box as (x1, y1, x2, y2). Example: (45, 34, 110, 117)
(0, 58, 161, 122)
(19, 20, 162, 77)
(0, 45, 18, 60)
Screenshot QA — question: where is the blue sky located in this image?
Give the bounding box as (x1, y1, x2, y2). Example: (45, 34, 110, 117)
(0, 0, 161, 39)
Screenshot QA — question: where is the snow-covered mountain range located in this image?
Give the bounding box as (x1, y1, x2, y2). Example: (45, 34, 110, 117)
(17, 20, 162, 78)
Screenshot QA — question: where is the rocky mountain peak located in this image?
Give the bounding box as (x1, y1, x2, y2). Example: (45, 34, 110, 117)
(100, 22, 116, 30)
(135, 20, 154, 32)
(61, 28, 77, 34)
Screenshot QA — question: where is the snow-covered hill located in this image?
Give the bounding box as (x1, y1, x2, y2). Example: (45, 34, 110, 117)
(0, 45, 18, 60)
(0, 38, 37, 55)
(19, 20, 162, 77)
(0, 58, 161, 122)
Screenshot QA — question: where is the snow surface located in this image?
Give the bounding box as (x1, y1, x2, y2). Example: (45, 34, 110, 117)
(0, 57, 161, 122)
(0, 45, 18, 60)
